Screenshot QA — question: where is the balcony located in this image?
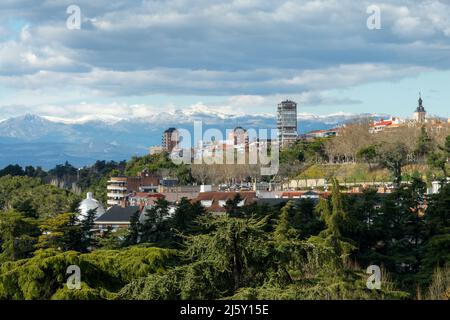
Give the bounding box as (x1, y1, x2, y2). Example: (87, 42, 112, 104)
(107, 185, 127, 191)
(107, 193, 126, 198)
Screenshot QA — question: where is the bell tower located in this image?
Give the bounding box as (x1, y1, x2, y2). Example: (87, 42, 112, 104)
(413, 93, 426, 124)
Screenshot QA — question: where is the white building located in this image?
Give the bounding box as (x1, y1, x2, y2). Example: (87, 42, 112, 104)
(107, 177, 128, 207)
(78, 192, 105, 221)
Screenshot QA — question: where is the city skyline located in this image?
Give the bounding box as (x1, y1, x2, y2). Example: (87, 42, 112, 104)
(1, 1, 450, 121)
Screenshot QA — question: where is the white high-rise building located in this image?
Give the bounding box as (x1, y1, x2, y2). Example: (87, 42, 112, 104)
(277, 100, 298, 147)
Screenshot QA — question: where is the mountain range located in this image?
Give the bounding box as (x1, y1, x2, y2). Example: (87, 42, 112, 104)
(0, 111, 387, 169)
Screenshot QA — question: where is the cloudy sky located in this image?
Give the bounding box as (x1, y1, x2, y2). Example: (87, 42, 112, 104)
(1, 0, 450, 122)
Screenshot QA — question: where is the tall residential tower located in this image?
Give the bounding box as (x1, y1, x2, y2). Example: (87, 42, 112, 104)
(162, 128, 179, 152)
(277, 100, 298, 147)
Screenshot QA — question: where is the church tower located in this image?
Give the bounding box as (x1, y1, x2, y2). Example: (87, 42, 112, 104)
(413, 93, 426, 124)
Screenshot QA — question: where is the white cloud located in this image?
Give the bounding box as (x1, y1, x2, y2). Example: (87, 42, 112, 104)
(1, 0, 450, 118)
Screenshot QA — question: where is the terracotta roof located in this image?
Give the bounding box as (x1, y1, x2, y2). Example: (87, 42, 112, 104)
(162, 192, 199, 203)
(281, 191, 330, 199)
(131, 192, 165, 198)
(193, 191, 257, 213)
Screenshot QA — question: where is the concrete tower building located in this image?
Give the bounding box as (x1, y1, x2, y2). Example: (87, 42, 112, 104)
(277, 100, 298, 147)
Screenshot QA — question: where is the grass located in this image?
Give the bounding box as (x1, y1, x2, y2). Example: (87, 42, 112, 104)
(295, 163, 449, 184)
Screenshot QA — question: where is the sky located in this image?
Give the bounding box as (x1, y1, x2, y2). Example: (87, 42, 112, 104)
(0, 0, 450, 122)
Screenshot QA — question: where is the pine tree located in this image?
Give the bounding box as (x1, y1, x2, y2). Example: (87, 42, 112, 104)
(140, 198, 170, 244)
(313, 178, 354, 262)
(274, 201, 295, 243)
(124, 211, 141, 246)
(80, 208, 97, 251)
(224, 194, 243, 217)
(415, 126, 433, 159)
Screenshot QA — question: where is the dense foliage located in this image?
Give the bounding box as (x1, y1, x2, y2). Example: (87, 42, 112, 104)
(0, 130, 448, 300)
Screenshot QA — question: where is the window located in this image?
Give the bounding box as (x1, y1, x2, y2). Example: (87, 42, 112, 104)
(201, 200, 213, 207)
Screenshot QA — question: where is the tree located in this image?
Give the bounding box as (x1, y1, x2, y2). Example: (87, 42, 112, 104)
(140, 198, 170, 244)
(170, 197, 204, 238)
(428, 134, 449, 178)
(124, 211, 141, 246)
(422, 183, 450, 277)
(292, 199, 324, 239)
(0, 164, 25, 177)
(313, 179, 353, 261)
(356, 145, 378, 170)
(80, 208, 97, 251)
(11, 197, 38, 218)
(428, 152, 447, 178)
(273, 201, 297, 243)
(224, 194, 243, 217)
(415, 126, 433, 159)
(179, 217, 269, 293)
(0, 211, 39, 261)
(378, 142, 408, 187)
(97, 227, 128, 249)
(36, 213, 81, 251)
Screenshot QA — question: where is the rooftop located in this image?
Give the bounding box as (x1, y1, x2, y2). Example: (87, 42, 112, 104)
(95, 205, 140, 223)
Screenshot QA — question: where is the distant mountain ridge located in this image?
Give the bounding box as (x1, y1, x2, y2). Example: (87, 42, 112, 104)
(0, 112, 388, 169)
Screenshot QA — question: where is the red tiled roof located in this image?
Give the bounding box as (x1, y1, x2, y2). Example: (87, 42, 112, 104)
(132, 192, 165, 198)
(281, 191, 330, 199)
(193, 191, 257, 213)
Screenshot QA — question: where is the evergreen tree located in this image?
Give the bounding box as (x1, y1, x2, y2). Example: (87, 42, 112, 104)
(415, 126, 433, 159)
(422, 183, 450, 278)
(0, 211, 39, 261)
(224, 194, 243, 217)
(80, 208, 97, 251)
(378, 142, 408, 187)
(273, 201, 296, 243)
(356, 145, 378, 170)
(11, 197, 38, 218)
(140, 198, 170, 244)
(313, 179, 354, 261)
(428, 152, 448, 178)
(37, 213, 81, 251)
(292, 198, 324, 239)
(124, 211, 141, 246)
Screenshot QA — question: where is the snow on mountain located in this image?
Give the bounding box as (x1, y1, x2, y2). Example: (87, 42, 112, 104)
(0, 111, 388, 168)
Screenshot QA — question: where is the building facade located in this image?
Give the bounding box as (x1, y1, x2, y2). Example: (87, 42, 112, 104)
(106, 171, 160, 207)
(277, 100, 298, 147)
(106, 177, 128, 207)
(162, 128, 179, 152)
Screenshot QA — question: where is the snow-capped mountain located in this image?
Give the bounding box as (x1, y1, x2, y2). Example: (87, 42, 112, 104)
(0, 112, 387, 168)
